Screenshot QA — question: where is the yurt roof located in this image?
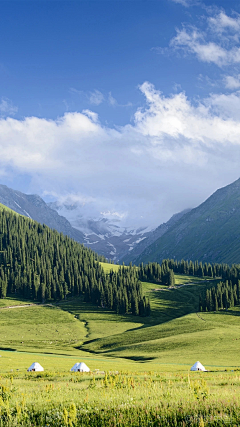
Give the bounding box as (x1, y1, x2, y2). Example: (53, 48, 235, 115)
(78, 362, 90, 371)
(27, 362, 44, 371)
(70, 362, 90, 371)
(190, 361, 206, 371)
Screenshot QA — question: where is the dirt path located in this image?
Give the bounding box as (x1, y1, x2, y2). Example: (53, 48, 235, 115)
(153, 283, 195, 291)
(0, 303, 51, 310)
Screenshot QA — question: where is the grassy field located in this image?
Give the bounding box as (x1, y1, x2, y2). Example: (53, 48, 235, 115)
(0, 263, 239, 425)
(0, 263, 237, 368)
(0, 366, 240, 426)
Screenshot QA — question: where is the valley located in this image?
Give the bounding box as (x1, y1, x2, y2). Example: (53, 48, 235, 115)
(0, 264, 237, 367)
(0, 197, 240, 426)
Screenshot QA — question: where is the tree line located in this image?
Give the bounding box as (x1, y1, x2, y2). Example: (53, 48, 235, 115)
(138, 261, 175, 287)
(199, 280, 240, 312)
(0, 209, 150, 316)
(199, 264, 240, 312)
(145, 258, 239, 280)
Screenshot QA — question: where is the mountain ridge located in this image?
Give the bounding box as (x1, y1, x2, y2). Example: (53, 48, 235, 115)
(132, 177, 240, 265)
(0, 184, 86, 244)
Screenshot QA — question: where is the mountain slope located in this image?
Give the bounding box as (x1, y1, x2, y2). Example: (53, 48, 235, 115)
(48, 200, 154, 260)
(0, 184, 85, 243)
(121, 209, 191, 265)
(134, 177, 240, 265)
(0, 184, 154, 260)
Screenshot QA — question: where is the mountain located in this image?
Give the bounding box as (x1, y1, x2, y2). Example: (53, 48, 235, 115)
(120, 209, 191, 265)
(0, 184, 85, 244)
(132, 178, 240, 265)
(0, 184, 153, 260)
(48, 200, 154, 261)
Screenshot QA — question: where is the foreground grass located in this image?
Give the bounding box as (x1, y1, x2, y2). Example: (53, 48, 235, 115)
(0, 368, 240, 426)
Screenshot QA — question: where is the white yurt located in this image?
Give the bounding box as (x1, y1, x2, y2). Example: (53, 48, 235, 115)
(190, 361, 206, 372)
(27, 362, 44, 372)
(70, 362, 90, 372)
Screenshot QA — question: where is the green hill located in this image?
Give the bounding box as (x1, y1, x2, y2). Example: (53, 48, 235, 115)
(0, 204, 240, 370)
(0, 203, 147, 316)
(132, 177, 240, 265)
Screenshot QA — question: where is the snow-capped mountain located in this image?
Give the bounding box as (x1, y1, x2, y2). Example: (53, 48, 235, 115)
(48, 201, 152, 260)
(0, 184, 191, 262)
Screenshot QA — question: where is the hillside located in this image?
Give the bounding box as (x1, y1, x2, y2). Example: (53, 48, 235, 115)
(0, 184, 85, 243)
(131, 177, 240, 265)
(121, 209, 191, 265)
(1, 272, 240, 368)
(0, 204, 147, 315)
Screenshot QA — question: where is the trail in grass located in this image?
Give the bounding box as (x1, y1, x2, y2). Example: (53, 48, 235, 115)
(0, 303, 51, 310)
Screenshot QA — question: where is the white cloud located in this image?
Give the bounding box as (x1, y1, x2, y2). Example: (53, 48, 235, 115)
(1, 82, 240, 228)
(224, 75, 240, 89)
(108, 92, 117, 106)
(208, 12, 240, 33)
(170, 27, 240, 66)
(88, 90, 104, 105)
(135, 82, 240, 146)
(69, 88, 82, 96)
(163, 9, 240, 67)
(100, 210, 127, 220)
(0, 98, 18, 116)
(82, 109, 99, 123)
(170, 0, 192, 6)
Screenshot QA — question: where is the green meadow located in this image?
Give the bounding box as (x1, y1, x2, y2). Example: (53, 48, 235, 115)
(0, 262, 240, 425)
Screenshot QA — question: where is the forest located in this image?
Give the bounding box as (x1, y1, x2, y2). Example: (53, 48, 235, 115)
(0, 209, 150, 316)
(2, 205, 240, 316)
(199, 264, 240, 312)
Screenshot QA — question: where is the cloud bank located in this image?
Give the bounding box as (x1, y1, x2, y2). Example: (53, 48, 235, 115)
(1, 80, 240, 228)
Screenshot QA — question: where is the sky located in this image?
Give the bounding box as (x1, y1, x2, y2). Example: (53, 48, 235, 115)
(1, 0, 240, 228)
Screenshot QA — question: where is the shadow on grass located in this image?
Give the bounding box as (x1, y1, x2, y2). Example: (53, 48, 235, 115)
(58, 284, 211, 334)
(215, 308, 240, 317)
(0, 347, 16, 351)
(121, 356, 156, 362)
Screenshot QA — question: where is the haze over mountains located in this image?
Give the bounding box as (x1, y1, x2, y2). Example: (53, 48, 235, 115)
(0, 184, 155, 260)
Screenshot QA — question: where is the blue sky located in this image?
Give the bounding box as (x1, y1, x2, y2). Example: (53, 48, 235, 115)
(0, 0, 191, 124)
(1, 0, 240, 228)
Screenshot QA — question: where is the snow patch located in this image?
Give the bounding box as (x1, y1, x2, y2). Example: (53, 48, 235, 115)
(107, 242, 116, 253)
(135, 237, 147, 244)
(23, 210, 32, 219)
(14, 201, 22, 209)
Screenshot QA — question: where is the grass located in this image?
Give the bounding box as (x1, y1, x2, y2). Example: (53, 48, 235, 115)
(99, 262, 120, 273)
(0, 367, 240, 426)
(0, 270, 231, 368)
(0, 267, 239, 425)
(0, 304, 86, 352)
